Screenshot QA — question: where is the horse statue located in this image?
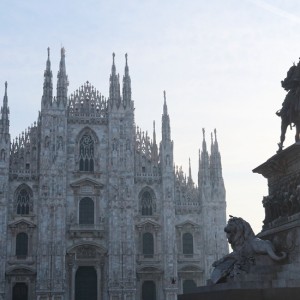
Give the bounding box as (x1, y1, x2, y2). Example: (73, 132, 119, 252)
(276, 61, 300, 152)
(211, 216, 286, 284)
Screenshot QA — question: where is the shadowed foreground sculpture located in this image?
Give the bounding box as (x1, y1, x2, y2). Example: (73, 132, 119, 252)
(276, 60, 300, 152)
(211, 216, 287, 284)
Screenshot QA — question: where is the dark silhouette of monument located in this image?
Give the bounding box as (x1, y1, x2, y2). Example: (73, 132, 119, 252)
(178, 59, 300, 300)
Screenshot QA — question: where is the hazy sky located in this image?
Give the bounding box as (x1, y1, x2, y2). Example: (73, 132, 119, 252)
(1, 0, 300, 233)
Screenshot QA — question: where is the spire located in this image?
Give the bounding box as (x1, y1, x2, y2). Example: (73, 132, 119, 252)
(42, 47, 53, 107)
(210, 128, 223, 183)
(188, 157, 193, 185)
(109, 52, 121, 108)
(152, 121, 158, 161)
(56, 47, 69, 106)
(162, 90, 171, 141)
(198, 128, 210, 187)
(122, 53, 132, 108)
(0, 82, 10, 136)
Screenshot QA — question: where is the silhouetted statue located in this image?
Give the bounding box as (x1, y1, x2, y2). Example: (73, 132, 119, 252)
(276, 60, 300, 152)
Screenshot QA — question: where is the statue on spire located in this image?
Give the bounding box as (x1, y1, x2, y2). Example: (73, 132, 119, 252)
(276, 59, 300, 152)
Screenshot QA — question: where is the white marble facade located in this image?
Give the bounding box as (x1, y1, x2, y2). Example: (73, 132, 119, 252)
(0, 49, 228, 300)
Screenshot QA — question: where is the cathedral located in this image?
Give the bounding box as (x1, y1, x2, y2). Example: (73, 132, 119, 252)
(0, 48, 228, 300)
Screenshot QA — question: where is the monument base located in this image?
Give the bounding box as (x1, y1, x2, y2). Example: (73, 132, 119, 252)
(178, 285, 300, 300)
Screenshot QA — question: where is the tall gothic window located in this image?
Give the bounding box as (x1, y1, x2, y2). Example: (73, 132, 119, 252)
(183, 279, 197, 294)
(79, 134, 94, 172)
(143, 232, 154, 258)
(16, 188, 31, 215)
(141, 191, 155, 216)
(182, 233, 194, 255)
(142, 281, 156, 300)
(16, 232, 28, 258)
(79, 197, 94, 225)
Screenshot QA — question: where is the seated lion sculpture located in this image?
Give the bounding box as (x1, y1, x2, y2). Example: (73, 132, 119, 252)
(211, 216, 287, 284)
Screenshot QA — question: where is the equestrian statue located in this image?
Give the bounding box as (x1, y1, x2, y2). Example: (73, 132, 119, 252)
(277, 60, 300, 152)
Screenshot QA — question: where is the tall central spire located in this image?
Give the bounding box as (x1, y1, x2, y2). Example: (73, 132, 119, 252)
(42, 47, 53, 107)
(122, 53, 132, 108)
(1, 81, 9, 133)
(109, 52, 121, 108)
(162, 91, 171, 141)
(56, 47, 69, 105)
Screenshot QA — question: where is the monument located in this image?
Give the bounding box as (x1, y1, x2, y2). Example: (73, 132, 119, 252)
(178, 60, 300, 299)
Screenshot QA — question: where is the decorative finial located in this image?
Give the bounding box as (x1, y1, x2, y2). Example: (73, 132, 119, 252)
(202, 128, 205, 140)
(5, 81, 7, 92)
(47, 47, 50, 59)
(61, 47, 65, 56)
(164, 90, 166, 101)
(214, 128, 217, 141)
(112, 52, 115, 64)
(125, 53, 128, 66)
(153, 120, 156, 131)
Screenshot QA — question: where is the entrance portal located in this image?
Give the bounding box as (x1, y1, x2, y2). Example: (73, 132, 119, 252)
(142, 281, 156, 300)
(12, 282, 28, 300)
(75, 266, 97, 300)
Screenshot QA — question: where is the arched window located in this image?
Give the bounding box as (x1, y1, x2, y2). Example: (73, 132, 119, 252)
(141, 191, 155, 216)
(142, 281, 156, 300)
(183, 279, 197, 294)
(183, 233, 194, 255)
(16, 188, 31, 215)
(143, 232, 154, 257)
(79, 134, 94, 172)
(79, 197, 94, 225)
(16, 232, 28, 258)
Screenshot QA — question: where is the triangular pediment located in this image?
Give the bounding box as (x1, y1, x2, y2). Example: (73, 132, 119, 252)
(176, 220, 199, 229)
(70, 178, 104, 189)
(6, 266, 36, 276)
(8, 219, 36, 228)
(179, 265, 203, 272)
(136, 219, 160, 230)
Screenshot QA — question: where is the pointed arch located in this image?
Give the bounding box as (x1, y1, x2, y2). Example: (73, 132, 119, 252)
(139, 187, 156, 216)
(15, 184, 33, 215)
(76, 127, 98, 172)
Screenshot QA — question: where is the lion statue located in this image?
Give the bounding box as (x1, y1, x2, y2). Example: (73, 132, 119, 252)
(211, 216, 287, 284)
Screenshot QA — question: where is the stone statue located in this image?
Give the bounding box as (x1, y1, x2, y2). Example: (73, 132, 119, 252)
(211, 216, 286, 284)
(276, 60, 300, 152)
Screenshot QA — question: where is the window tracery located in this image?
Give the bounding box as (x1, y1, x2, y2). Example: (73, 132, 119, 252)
(16, 187, 32, 215)
(140, 190, 156, 216)
(142, 232, 154, 257)
(79, 134, 94, 172)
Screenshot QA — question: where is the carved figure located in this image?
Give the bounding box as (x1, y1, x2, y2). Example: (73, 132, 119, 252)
(211, 216, 286, 284)
(276, 61, 300, 152)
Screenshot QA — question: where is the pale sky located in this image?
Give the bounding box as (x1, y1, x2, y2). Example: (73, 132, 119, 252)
(1, 0, 300, 233)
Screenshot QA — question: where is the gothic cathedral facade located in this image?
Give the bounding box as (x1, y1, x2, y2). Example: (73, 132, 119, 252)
(0, 48, 228, 300)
